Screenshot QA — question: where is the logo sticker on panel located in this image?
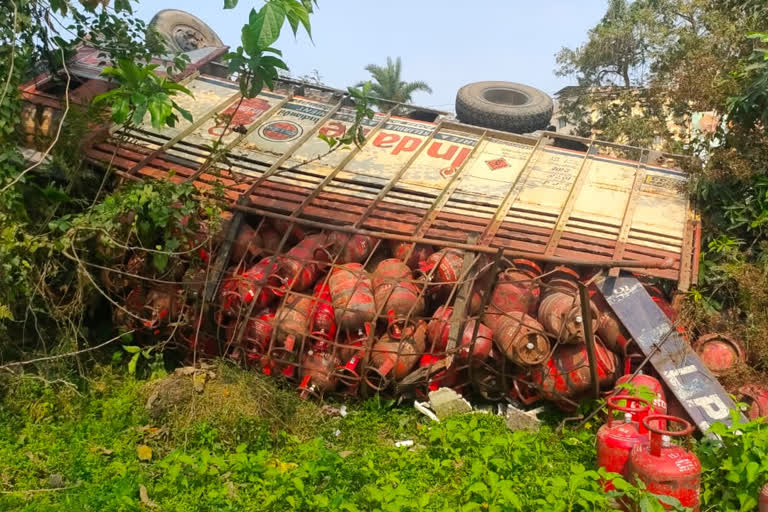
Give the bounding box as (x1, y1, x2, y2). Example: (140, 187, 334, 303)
(259, 121, 303, 142)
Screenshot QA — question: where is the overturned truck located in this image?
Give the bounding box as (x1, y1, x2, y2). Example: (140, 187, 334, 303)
(20, 13, 743, 435)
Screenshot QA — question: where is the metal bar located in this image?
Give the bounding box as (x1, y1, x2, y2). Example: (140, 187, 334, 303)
(578, 282, 600, 399)
(126, 90, 242, 176)
(609, 151, 647, 277)
(203, 213, 244, 303)
(544, 141, 596, 256)
(227, 201, 678, 270)
(691, 218, 701, 286)
(182, 94, 294, 185)
(677, 219, 694, 293)
(445, 235, 479, 365)
(288, 112, 393, 219)
(239, 99, 344, 201)
(478, 136, 546, 245)
(412, 132, 487, 238)
(352, 121, 444, 231)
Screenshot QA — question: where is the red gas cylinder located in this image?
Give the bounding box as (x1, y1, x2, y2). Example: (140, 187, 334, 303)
(309, 282, 336, 342)
(179, 329, 220, 359)
(418, 354, 462, 394)
(492, 312, 550, 367)
(484, 261, 542, 329)
(420, 248, 465, 296)
(739, 384, 768, 421)
(692, 333, 745, 377)
(529, 337, 618, 405)
(144, 285, 183, 330)
(259, 224, 282, 254)
(627, 415, 700, 511)
(225, 310, 275, 362)
(365, 322, 427, 390)
(457, 320, 495, 364)
(372, 259, 425, 335)
(616, 355, 667, 421)
(298, 350, 340, 399)
(327, 231, 377, 264)
(328, 263, 377, 332)
(216, 258, 280, 324)
(277, 234, 330, 292)
(425, 305, 493, 362)
(591, 290, 631, 355)
(537, 291, 600, 344)
(270, 219, 307, 242)
(334, 326, 371, 387)
(542, 266, 581, 295)
(272, 293, 313, 361)
(426, 305, 453, 351)
(389, 240, 434, 270)
(760, 483, 768, 512)
(231, 223, 262, 264)
(597, 396, 651, 491)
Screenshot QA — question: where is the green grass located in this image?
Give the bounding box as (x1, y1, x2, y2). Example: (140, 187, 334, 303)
(2, 362, 760, 511)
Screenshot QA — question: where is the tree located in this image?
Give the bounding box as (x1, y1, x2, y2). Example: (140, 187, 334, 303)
(357, 56, 432, 110)
(556, 0, 659, 89)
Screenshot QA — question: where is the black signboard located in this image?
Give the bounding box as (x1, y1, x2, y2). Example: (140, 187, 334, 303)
(598, 274, 742, 434)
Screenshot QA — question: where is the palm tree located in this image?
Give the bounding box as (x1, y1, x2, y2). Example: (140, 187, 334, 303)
(357, 56, 433, 110)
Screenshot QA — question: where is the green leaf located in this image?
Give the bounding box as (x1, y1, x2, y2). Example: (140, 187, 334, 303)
(243, 3, 286, 53)
(153, 252, 169, 272)
(224, 0, 239, 8)
(746, 460, 760, 483)
(123, 345, 141, 354)
(128, 353, 140, 375)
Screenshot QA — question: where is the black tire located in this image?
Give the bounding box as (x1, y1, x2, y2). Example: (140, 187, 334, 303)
(149, 10, 224, 53)
(455, 81, 554, 134)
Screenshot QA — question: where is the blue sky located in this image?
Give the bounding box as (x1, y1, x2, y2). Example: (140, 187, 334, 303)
(133, 1, 607, 112)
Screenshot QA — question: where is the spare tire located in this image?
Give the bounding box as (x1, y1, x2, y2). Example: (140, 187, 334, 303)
(455, 81, 554, 134)
(149, 10, 224, 53)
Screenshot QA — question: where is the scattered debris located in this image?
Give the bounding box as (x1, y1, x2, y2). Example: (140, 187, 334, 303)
(136, 444, 153, 461)
(46, 474, 65, 489)
(139, 484, 158, 508)
(428, 388, 472, 420)
(414, 400, 439, 422)
(394, 440, 414, 448)
(505, 405, 543, 432)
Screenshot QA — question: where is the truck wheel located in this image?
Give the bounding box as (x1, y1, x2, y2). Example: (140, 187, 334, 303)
(455, 81, 554, 134)
(149, 10, 224, 53)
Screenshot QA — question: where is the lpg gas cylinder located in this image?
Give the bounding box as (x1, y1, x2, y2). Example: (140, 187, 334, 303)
(692, 333, 746, 377)
(389, 240, 434, 270)
(492, 311, 550, 367)
(760, 483, 768, 512)
(456, 320, 495, 364)
(327, 231, 377, 263)
(217, 258, 280, 322)
(231, 223, 262, 264)
(596, 396, 651, 491)
(364, 322, 427, 390)
(628, 415, 700, 511)
(615, 361, 667, 417)
(226, 310, 275, 360)
(334, 326, 371, 387)
(309, 282, 336, 341)
(421, 248, 465, 296)
(328, 263, 376, 332)
(372, 259, 424, 335)
(739, 384, 768, 421)
(298, 350, 340, 399)
(272, 293, 313, 361)
(537, 290, 600, 344)
(529, 338, 618, 405)
(277, 234, 330, 292)
(483, 261, 542, 330)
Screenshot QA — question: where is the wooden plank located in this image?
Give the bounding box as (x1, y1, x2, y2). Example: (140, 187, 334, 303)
(597, 274, 742, 436)
(544, 142, 595, 255)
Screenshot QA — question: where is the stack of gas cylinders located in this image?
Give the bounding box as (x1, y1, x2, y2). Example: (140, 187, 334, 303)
(596, 372, 701, 510)
(106, 217, 764, 415)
